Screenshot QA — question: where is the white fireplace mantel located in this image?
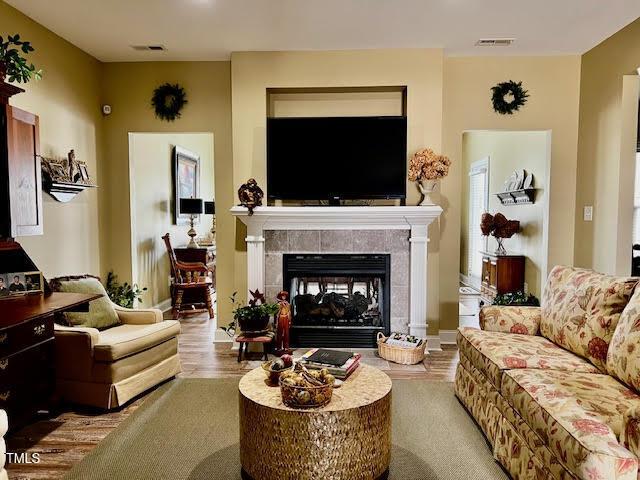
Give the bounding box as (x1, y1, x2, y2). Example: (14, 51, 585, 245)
(230, 205, 442, 337)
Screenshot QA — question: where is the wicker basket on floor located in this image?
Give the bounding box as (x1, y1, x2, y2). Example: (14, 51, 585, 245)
(377, 332, 427, 365)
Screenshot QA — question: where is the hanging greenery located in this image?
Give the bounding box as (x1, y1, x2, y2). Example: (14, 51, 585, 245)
(151, 83, 187, 121)
(490, 80, 529, 115)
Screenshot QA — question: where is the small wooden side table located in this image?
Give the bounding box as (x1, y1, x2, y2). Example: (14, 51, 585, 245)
(239, 364, 392, 480)
(236, 332, 274, 362)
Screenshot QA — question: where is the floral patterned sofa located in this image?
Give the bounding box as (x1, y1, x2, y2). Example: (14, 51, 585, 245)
(455, 265, 640, 480)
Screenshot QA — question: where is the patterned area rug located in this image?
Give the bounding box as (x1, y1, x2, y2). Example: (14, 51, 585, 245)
(63, 378, 507, 480)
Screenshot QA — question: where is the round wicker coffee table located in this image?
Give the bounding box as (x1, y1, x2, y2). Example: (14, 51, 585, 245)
(239, 363, 392, 480)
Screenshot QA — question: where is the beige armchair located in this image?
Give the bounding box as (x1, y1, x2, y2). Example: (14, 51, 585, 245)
(51, 276, 181, 409)
(1, 409, 7, 480)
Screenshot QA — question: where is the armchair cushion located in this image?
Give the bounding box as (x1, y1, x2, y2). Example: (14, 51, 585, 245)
(94, 320, 180, 362)
(607, 286, 640, 391)
(540, 265, 638, 371)
(479, 305, 541, 335)
(52, 275, 120, 330)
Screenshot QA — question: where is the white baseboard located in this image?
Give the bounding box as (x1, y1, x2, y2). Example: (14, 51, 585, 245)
(427, 330, 457, 351)
(439, 330, 457, 345)
(153, 298, 172, 312)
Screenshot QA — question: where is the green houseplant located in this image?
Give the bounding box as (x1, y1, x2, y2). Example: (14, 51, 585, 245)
(105, 271, 147, 308)
(0, 34, 42, 84)
(221, 290, 279, 337)
(492, 290, 540, 307)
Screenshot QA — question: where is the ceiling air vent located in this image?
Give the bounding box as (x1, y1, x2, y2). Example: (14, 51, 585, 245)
(130, 45, 166, 51)
(475, 38, 515, 47)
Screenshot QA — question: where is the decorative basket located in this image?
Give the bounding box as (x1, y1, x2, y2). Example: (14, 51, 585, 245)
(279, 379, 333, 409)
(377, 332, 427, 365)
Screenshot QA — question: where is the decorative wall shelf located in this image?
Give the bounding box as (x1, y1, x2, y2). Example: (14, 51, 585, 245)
(44, 181, 97, 203)
(495, 189, 535, 206)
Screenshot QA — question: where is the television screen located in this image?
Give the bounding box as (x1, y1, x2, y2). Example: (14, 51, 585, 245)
(267, 116, 407, 200)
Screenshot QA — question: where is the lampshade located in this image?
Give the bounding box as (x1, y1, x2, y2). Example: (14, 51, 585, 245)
(180, 198, 203, 215)
(204, 200, 216, 215)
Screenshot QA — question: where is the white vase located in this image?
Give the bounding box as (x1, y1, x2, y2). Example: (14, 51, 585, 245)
(417, 179, 438, 206)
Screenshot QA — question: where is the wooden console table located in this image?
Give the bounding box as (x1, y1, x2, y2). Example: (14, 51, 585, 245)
(480, 251, 525, 305)
(0, 292, 102, 430)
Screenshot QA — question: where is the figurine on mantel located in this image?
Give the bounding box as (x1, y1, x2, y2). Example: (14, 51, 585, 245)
(238, 178, 263, 215)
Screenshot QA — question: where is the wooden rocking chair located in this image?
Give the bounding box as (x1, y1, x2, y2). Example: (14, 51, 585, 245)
(162, 233, 215, 319)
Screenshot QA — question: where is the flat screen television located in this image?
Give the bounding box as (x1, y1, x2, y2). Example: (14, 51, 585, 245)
(267, 116, 407, 201)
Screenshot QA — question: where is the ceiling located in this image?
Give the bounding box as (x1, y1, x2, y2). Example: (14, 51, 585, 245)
(6, 0, 640, 62)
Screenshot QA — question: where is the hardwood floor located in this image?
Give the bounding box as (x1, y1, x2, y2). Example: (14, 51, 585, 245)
(6, 312, 460, 479)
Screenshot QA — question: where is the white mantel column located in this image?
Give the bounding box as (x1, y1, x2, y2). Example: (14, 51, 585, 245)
(245, 222, 266, 298)
(409, 223, 429, 338)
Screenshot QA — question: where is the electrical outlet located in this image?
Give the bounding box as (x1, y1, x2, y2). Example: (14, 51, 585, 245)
(523, 282, 528, 294)
(583, 206, 593, 222)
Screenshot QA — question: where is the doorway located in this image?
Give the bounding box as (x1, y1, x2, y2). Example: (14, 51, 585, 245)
(128, 132, 216, 319)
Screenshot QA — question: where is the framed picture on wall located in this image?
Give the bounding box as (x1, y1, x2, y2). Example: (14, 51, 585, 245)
(173, 146, 200, 225)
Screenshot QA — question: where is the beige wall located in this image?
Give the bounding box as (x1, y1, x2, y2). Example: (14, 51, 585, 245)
(231, 49, 444, 333)
(442, 56, 581, 330)
(100, 62, 234, 321)
(1, 1, 103, 277)
(460, 131, 550, 297)
(129, 133, 215, 307)
(575, 17, 640, 274)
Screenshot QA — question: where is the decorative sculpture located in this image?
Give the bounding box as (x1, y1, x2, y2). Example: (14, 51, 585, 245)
(238, 178, 264, 215)
(274, 291, 293, 356)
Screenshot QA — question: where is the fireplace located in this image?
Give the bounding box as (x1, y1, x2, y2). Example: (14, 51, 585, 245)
(283, 254, 391, 348)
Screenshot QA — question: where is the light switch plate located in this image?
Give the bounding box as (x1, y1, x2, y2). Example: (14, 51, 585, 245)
(584, 206, 593, 222)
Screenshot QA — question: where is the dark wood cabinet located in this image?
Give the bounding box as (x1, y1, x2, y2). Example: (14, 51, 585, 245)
(480, 251, 525, 305)
(0, 291, 101, 431)
(0, 82, 42, 240)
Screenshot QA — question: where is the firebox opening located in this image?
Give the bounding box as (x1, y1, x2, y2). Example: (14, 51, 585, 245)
(283, 254, 391, 348)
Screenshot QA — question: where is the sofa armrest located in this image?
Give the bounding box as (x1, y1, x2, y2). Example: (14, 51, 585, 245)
(622, 406, 640, 458)
(113, 303, 163, 325)
(479, 306, 541, 335)
(0, 409, 6, 472)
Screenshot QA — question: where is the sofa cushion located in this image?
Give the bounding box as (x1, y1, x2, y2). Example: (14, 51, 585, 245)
(502, 369, 639, 480)
(458, 327, 599, 390)
(540, 265, 638, 371)
(607, 286, 640, 392)
(94, 320, 180, 362)
(55, 276, 120, 330)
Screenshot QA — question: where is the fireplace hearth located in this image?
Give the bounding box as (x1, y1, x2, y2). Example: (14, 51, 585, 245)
(284, 254, 390, 348)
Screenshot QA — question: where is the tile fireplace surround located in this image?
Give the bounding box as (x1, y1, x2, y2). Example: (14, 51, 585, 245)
(230, 206, 442, 338)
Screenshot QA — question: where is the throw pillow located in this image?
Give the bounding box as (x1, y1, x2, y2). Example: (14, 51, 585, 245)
(57, 277, 120, 329)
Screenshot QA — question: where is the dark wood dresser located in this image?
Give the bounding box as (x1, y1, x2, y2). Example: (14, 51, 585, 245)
(0, 292, 101, 431)
(480, 251, 525, 305)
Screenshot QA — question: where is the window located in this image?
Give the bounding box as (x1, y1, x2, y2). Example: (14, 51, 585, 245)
(468, 158, 489, 285)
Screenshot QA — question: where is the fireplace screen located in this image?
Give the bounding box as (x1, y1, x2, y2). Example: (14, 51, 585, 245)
(283, 254, 390, 347)
(290, 276, 383, 327)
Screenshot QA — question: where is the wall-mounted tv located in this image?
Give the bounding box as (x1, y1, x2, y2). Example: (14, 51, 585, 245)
(267, 116, 407, 201)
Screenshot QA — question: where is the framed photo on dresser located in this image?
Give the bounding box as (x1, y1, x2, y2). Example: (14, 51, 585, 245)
(0, 271, 44, 298)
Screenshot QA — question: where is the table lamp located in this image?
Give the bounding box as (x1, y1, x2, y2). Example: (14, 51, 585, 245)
(204, 200, 216, 244)
(180, 198, 203, 248)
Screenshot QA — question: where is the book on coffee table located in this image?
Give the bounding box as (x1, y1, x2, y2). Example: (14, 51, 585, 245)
(299, 348, 361, 379)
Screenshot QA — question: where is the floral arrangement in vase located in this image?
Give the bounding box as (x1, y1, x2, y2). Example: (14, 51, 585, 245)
(480, 212, 520, 255)
(221, 290, 279, 336)
(408, 148, 451, 205)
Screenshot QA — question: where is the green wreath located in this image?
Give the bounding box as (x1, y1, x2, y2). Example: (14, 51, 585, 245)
(151, 83, 187, 121)
(491, 80, 529, 115)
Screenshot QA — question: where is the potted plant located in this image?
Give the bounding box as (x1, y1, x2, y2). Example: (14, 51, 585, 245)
(105, 271, 147, 308)
(408, 148, 451, 205)
(0, 34, 42, 84)
(225, 290, 279, 334)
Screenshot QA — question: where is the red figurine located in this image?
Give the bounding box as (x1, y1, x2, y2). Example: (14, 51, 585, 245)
(274, 291, 293, 356)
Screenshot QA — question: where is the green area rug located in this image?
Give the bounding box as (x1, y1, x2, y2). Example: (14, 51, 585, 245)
(64, 378, 507, 480)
